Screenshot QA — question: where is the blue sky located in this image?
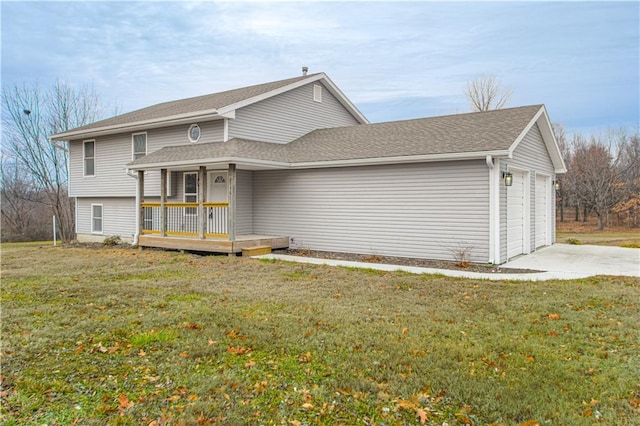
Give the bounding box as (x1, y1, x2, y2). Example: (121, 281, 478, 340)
(2, 1, 638, 137)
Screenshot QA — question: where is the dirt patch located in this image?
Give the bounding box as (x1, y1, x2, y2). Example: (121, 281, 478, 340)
(275, 249, 542, 274)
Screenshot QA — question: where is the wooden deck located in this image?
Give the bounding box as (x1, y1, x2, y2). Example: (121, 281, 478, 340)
(138, 234, 289, 254)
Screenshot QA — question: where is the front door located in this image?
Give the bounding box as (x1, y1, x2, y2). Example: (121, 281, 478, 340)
(206, 172, 228, 235)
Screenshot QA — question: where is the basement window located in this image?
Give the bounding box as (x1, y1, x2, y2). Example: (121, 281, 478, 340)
(91, 204, 103, 234)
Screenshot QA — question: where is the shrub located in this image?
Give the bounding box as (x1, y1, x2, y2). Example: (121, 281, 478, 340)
(103, 235, 122, 246)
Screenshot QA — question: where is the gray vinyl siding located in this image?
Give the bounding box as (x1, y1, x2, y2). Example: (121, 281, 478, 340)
(76, 197, 136, 239)
(147, 121, 224, 150)
(503, 123, 555, 258)
(68, 121, 224, 198)
(229, 82, 360, 144)
(236, 170, 253, 234)
(69, 135, 136, 197)
(254, 161, 490, 262)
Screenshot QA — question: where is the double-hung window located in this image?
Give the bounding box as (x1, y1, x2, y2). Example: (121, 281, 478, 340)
(83, 140, 95, 176)
(91, 204, 103, 233)
(132, 133, 147, 160)
(184, 172, 198, 216)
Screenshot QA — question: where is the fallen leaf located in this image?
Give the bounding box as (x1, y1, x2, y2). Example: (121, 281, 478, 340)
(139, 349, 146, 357)
(417, 408, 428, 424)
(118, 393, 134, 416)
(519, 420, 540, 426)
(301, 402, 314, 410)
(402, 327, 408, 335)
(187, 394, 199, 401)
(526, 355, 536, 363)
(179, 352, 189, 358)
(244, 360, 256, 368)
(227, 347, 251, 355)
(74, 345, 84, 354)
(548, 313, 561, 320)
(297, 352, 312, 363)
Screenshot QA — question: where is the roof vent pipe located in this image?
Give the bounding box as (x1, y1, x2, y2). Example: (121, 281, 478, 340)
(302, 66, 308, 76)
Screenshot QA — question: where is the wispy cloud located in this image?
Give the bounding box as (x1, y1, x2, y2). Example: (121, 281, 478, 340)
(1, 1, 637, 135)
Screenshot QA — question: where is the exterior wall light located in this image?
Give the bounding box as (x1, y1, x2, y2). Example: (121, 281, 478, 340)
(502, 171, 513, 186)
(554, 180, 560, 190)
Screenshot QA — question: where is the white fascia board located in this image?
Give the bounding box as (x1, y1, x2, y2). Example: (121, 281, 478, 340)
(129, 149, 510, 172)
(127, 157, 289, 171)
(318, 74, 369, 124)
(289, 150, 510, 169)
(508, 105, 567, 174)
(536, 106, 568, 173)
(50, 110, 222, 141)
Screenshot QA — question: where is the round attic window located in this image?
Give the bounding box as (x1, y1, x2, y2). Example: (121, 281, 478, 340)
(188, 124, 201, 143)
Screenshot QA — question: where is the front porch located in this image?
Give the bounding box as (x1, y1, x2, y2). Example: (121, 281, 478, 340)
(135, 164, 289, 254)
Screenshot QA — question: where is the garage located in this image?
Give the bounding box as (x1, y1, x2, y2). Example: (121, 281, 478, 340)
(507, 170, 526, 259)
(535, 174, 550, 248)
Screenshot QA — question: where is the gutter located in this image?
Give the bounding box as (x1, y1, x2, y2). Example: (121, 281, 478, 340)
(127, 150, 512, 172)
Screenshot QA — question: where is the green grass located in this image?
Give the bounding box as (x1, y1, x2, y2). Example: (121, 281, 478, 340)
(1, 242, 639, 425)
(556, 231, 640, 248)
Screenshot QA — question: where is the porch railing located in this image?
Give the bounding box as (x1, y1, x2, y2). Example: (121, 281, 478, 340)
(141, 202, 229, 238)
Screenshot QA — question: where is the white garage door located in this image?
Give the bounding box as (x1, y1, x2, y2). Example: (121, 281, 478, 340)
(507, 171, 526, 259)
(535, 175, 549, 248)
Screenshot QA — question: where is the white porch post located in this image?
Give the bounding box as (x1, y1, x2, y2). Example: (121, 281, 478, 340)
(198, 166, 206, 239)
(160, 168, 167, 237)
(137, 170, 145, 236)
(228, 163, 236, 241)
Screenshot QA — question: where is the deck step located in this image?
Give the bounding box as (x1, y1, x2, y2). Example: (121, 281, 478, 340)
(242, 245, 272, 256)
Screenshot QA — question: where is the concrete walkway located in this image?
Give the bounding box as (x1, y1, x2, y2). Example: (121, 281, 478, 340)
(256, 244, 639, 281)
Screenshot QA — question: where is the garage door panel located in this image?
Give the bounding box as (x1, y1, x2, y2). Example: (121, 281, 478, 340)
(507, 171, 525, 259)
(535, 175, 549, 248)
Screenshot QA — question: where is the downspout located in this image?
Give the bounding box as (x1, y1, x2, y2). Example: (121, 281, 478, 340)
(126, 169, 140, 246)
(486, 155, 496, 264)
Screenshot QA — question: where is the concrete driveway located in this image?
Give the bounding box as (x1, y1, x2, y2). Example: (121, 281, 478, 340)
(502, 244, 640, 278)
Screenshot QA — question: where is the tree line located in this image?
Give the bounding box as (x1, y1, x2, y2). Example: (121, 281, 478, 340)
(1, 80, 103, 242)
(1, 78, 638, 242)
(554, 125, 639, 230)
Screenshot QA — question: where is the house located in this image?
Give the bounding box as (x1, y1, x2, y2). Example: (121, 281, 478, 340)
(50, 72, 566, 264)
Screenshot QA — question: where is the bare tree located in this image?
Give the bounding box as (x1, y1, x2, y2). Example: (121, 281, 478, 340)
(1, 79, 104, 241)
(552, 123, 570, 222)
(570, 131, 632, 230)
(464, 75, 512, 112)
(612, 132, 640, 227)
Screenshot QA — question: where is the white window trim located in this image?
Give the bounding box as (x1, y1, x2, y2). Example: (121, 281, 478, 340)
(313, 84, 322, 103)
(132, 132, 147, 160)
(91, 203, 103, 234)
(83, 140, 96, 177)
(183, 172, 198, 216)
(188, 124, 201, 143)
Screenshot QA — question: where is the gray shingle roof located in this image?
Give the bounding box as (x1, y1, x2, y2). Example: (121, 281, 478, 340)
(287, 104, 543, 162)
(130, 138, 288, 166)
(68, 74, 318, 133)
(129, 105, 544, 168)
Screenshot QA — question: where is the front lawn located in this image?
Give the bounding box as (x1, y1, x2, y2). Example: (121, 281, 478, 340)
(1, 243, 639, 425)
